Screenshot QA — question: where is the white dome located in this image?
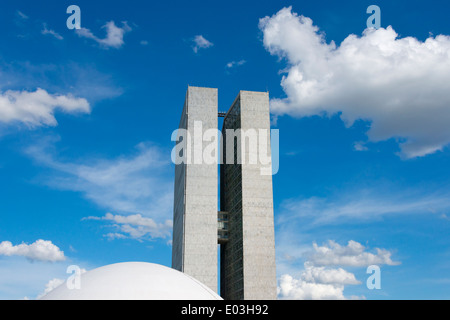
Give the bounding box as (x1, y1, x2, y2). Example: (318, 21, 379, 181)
(40, 262, 222, 300)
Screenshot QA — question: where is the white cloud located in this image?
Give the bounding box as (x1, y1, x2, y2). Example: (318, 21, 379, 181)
(277, 240, 398, 299)
(278, 274, 347, 300)
(278, 262, 361, 300)
(25, 139, 173, 223)
(41, 24, 63, 40)
(192, 35, 213, 53)
(226, 60, 246, 69)
(0, 88, 90, 128)
(76, 21, 132, 49)
(0, 240, 66, 262)
(83, 213, 172, 241)
(301, 262, 361, 285)
(259, 7, 450, 158)
(307, 240, 400, 267)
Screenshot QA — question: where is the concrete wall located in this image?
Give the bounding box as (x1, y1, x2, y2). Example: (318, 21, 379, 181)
(172, 86, 218, 293)
(220, 91, 277, 300)
(239, 91, 277, 300)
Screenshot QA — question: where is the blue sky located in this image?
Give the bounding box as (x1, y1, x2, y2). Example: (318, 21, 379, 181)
(0, 0, 449, 299)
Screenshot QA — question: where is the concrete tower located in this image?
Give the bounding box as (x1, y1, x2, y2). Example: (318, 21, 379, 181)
(220, 91, 277, 300)
(172, 86, 276, 300)
(172, 86, 219, 293)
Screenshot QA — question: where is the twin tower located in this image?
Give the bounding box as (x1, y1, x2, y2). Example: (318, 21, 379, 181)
(171, 86, 276, 300)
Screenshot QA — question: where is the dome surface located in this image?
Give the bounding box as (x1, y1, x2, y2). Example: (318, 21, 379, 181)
(40, 262, 222, 300)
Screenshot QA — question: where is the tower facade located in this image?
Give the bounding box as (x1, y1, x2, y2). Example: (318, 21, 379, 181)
(172, 86, 276, 299)
(172, 86, 219, 292)
(220, 91, 277, 300)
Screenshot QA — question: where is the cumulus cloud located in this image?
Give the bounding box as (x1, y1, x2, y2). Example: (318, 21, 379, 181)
(301, 262, 361, 284)
(307, 240, 400, 267)
(277, 240, 399, 299)
(278, 262, 361, 300)
(192, 35, 213, 53)
(278, 274, 346, 300)
(76, 21, 132, 49)
(0, 88, 90, 128)
(83, 213, 172, 241)
(0, 240, 66, 262)
(259, 7, 450, 158)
